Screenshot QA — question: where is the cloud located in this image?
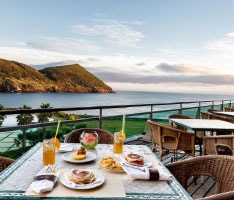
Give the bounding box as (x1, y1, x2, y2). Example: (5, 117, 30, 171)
(18, 18, 144, 53)
(71, 19, 144, 47)
(206, 32, 234, 53)
(136, 62, 146, 66)
(26, 36, 99, 52)
(87, 68, 234, 85)
(156, 63, 214, 74)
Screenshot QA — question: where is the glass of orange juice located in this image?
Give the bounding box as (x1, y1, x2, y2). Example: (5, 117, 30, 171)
(113, 132, 124, 155)
(43, 139, 55, 166)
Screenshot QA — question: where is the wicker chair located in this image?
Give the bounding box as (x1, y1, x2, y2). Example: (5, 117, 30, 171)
(147, 120, 195, 161)
(201, 112, 210, 119)
(224, 107, 234, 112)
(166, 155, 234, 200)
(0, 156, 14, 172)
(209, 112, 233, 122)
(207, 108, 221, 113)
(64, 128, 114, 144)
(203, 135, 234, 156)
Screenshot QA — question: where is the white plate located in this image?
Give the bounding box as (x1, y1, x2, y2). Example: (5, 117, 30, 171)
(60, 171, 105, 190)
(125, 159, 152, 168)
(61, 151, 97, 163)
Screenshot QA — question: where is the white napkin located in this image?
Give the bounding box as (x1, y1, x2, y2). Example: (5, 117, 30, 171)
(57, 144, 74, 153)
(30, 165, 58, 194)
(30, 179, 55, 193)
(122, 164, 172, 181)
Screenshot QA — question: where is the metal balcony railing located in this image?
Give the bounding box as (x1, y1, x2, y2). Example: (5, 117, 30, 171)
(0, 99, 233, 153)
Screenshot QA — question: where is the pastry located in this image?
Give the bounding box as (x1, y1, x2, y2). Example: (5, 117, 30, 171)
(70, 147, 86, 160)
(68, 169, 95, 184)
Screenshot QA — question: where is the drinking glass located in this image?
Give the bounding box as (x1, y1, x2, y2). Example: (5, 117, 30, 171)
(113, 132, 124, 154)
(43, 139, 55, 166)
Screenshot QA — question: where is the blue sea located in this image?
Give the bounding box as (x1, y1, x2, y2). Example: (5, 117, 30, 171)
(1, 91, 234, 109)
(1, 91, 234, 119)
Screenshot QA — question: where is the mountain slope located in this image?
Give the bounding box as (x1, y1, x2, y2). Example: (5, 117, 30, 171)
(0, 58, 57, 92)
(39, 64, 114, 93)
(0, 58, 114, 93)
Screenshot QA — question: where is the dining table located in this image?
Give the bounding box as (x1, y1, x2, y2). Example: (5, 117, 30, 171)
(169, 118, 234, 155)
(214, 111, 234, 118)
(0, 142, 192, 200)
(170, 118, 234, 135)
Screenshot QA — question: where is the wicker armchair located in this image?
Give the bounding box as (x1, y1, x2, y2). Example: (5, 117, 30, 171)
(201, 112, 210, 119)
(166, 155, 234, 200)
(64, 128, 114, 144)
(147, 120, 195, 161)
(224, 107, 234, 112)
(203, 135, 234, 156)
(0, 156, 14, 172)
(207, 109, 221, 113)
(209, 113, 233, 123)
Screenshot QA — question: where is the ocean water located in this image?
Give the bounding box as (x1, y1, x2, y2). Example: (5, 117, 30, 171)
(1, 91, 234, 108)
(1, 91, 234, 119)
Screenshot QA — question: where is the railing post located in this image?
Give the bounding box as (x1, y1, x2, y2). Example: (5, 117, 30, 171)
(221, 100, 224, 111)
(98, 108, 102, 129)
(22, 128, 26, 153)
(211, 101, 214, 109)
(179, 103, 182, 114)
(149, 105, 153, 120)
(196, 102, 201, 119)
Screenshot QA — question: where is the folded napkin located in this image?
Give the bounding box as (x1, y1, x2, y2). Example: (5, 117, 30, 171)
(58, 144, 74, 153)
(30, 165, 59, 194)
(122, 163, 172, 181)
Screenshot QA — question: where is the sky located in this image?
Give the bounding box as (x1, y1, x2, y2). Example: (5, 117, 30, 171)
(1, 0, 234, 94)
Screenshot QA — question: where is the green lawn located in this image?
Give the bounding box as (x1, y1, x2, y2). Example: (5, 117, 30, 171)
(81, 118, 148, 137)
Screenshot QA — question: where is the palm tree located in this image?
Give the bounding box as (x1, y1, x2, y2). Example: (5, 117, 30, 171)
(15, 104, 34, 151)
(16, 104, 34, 125)
(38, 103, 53, 122)
(37, 103, 53, 140)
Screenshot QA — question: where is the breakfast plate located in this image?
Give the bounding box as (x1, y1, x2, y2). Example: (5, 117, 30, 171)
(124, 159, 152, 168)
(60, 171, 105, 190)
(61, 151, 97, 163)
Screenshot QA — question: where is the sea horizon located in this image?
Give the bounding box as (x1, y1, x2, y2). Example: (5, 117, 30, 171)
(1, 90, 234, 109)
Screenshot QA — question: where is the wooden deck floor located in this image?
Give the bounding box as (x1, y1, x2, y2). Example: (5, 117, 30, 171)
(125, 136, 215, 199)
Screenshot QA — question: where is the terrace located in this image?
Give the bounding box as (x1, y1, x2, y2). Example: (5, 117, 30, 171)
(0, 99, 234, 199)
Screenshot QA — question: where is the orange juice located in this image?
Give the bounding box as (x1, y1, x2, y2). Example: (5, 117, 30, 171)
(113, 132, 123, 154)
(51, 137, 60, 150)
(43, 139, 55, 166)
